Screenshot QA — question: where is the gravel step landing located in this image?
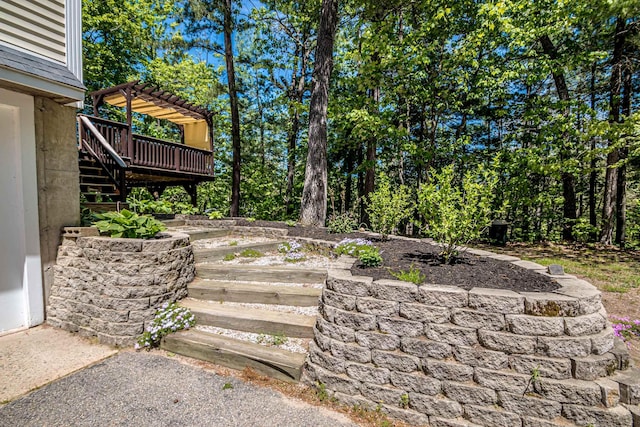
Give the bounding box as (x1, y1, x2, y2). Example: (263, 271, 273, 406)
(188, 278, 322, 306)
(195, 264, 327, 284)
(181, 298, 316, 338)
(161, 328, 308, 382)
(193, 242, 284, 263)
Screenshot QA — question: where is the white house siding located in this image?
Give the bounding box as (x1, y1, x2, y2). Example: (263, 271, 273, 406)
(0, 0, 66, 64)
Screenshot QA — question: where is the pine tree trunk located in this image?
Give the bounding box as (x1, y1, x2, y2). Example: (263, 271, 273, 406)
(600, 18, 626, 245)
(588, 63, 598, 240)
(224, 0, 241, 217)
(615, 57, 632, 246)
(299, 0, 338, 226)
(539, 35, 577, 242)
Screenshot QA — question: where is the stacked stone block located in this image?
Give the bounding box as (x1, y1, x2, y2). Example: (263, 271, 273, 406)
(304, 258, 639, 427)
(47, 229, 195, 346)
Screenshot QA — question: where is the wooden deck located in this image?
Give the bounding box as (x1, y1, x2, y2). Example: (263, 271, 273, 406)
(79, 115, 214, 178)
(78, 114, 214, 203)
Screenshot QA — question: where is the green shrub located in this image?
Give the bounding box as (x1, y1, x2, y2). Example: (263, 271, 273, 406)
(572, 217, 598, 243)
(627, 200, 640, 249)
(327, 212, 358, 233)
(208, 211, 223, 220)
(358, 246, 383, 267)
(223, 253, 236, 261)
(285, 219, 297, 227)
(390, 264, 425, 285)
(417, 164, 497, 263)
(366, 173, 413, 239)
(93, 209, 166, 239)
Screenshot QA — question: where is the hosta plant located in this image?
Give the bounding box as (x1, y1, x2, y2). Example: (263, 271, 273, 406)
(93, 209, 166, 239)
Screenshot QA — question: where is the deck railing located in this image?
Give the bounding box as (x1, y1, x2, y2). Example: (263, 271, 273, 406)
(78, 115, 214, 176)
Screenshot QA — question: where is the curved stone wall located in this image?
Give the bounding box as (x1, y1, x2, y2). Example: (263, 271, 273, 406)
(47, 229, 195, 346)
(304, 256, 636, 427)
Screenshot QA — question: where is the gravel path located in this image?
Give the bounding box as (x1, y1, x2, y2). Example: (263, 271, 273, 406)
(0, 351, 357, 427)
(195, 325, 310, 354)
(191, 236, 276, 250)
(200, 300, 319, 317)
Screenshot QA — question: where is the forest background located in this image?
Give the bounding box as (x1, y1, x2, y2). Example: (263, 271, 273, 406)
(83, 0, 640, 248)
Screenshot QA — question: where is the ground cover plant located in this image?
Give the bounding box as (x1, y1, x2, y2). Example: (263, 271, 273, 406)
(334, 238, 382, 267)
(136, 303, 195, 350)
(278, 241, 306, 262)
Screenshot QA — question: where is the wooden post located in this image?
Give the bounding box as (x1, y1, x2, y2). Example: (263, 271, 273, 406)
(125, 86, 133, 159)
(207, 117, 215, 176)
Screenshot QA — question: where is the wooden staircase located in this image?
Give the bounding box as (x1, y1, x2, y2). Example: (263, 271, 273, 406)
(78, 155, 120, 202)
(162, 242, 325, 382)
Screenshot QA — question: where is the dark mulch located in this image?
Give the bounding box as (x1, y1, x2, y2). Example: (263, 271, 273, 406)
(226, 219, 559, 292)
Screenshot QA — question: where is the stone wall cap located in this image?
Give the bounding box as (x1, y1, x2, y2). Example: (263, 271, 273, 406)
(511, 260, 547, 271)
(420, 283, 468, 292)
(375, 279, 420, 289)
(519, 292, 578, 302)
(469, 288, 523, 298)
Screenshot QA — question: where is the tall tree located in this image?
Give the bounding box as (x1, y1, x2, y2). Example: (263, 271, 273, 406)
(300, 0, 338, 225)
(223, 0, 242, 216)
(601, 18, 627, 244)
(539, 35, 577, 241)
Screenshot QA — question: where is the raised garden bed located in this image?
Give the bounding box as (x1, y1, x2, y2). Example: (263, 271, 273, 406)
(169, 219, 637, 426)
(47, 228, 195, 346)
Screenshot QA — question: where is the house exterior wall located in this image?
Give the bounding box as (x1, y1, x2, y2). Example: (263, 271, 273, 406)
(0, 1, 67, 63)
(34, 96, 80, 303)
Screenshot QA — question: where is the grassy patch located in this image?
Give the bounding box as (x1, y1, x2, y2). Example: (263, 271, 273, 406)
(223, 253, 236, 261)
(390, 264, 425, 285)
(240, 248, 263, 258)
(228, 240, 238, 246)
(478, 242, 640, 294)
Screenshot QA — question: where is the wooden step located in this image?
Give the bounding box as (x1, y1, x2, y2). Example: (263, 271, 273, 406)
(81, 185, 117, 193)
(193, 241, 283, 263)
(195, 264, 327, 284)
(188, 278, 321, 306)
(187, 229, 230, 241)
(181, 298, 315, 338)
(80, 180, 115, 188)
(161, 329, 307, 382)
(79, 173, 111, 182)
(82, 191, 119, 197)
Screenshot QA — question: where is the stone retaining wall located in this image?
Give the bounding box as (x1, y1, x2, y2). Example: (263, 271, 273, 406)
(304, 255, 638, 427)
(47, 229, 195, 346)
